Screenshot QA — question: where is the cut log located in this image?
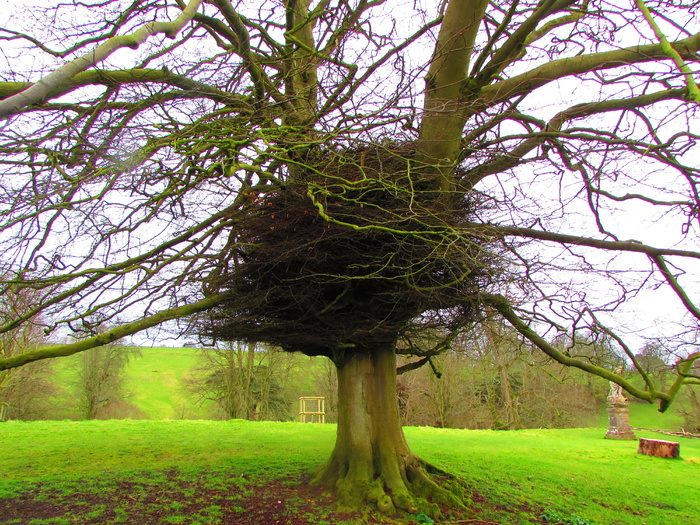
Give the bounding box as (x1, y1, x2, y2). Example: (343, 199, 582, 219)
(637, 438, 680, 459)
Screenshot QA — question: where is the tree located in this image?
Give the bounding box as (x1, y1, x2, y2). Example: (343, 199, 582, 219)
(1, 0, 700, 516)
(0, 275, 57, 421)
(186, 342, 293, 420)
(397, 323, 604, 430)
(71, 344, 138, 420)
(635, 339, 670, 389)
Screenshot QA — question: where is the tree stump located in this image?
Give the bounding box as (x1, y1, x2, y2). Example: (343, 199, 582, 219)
(637, 438, 680, 459)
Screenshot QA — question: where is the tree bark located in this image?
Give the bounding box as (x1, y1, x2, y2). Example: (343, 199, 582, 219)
(496, 347, 520, 430)
(312, 343, 468, 517)
(417, 0, 488, 181)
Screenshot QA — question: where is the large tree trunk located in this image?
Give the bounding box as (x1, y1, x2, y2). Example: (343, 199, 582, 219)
(312, 343, 469, 517)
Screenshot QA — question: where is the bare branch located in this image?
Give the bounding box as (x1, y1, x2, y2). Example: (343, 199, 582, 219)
(0, 0, 204, 118)
(649, 254, 700, 321)
(0, 292, 230, 371)
(483, 293, 674, 409)
(489, 225, 700, 259)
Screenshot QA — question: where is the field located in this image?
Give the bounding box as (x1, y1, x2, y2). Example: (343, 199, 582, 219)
(1, 419, 698, 525)
(50, 346, 328, 420)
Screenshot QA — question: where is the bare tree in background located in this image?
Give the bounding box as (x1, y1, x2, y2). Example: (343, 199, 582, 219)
(1, 0, 700, 515)
(71, 343, 139, 420)
(186, 342, 292, 420)
(0, 276, 56, 420)
(400, 322, 605, 430)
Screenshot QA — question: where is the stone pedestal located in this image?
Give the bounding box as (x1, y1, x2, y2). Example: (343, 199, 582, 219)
(605, 400, 636, 440)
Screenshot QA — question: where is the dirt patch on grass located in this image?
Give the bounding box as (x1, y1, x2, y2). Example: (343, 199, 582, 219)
(0, 473, 369, 525)
(0, 471, 521, 524)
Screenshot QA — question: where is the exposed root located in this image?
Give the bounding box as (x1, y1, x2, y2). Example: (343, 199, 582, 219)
(312, 454, 471, 519)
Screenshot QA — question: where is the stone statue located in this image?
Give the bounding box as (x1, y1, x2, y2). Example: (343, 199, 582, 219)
(608, 377, 625, 403)
(604, 368, 636, 440)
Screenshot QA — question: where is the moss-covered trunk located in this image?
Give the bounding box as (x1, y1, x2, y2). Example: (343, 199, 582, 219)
(313, 343, 468, 517)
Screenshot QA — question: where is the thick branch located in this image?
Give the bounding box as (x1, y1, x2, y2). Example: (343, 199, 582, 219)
(636, 0, 700, 103)
(211, 0, 269, 100)
(480, 32, 700, 106)
(0, 292, 230, 371)
(283, 0, 318, 127)
(0, 0, 203, 118)
(483, 293, 674, 408)
(416, 0, 488, 186)
(491, 225, 700, 259)
(396, 356, 431, 375)
(0, 69, 245, 109)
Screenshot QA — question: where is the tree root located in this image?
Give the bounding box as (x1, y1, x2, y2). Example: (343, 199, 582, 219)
(313, 455, 471, 519)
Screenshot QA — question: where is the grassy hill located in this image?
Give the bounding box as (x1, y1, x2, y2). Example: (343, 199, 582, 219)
(50, 346, 206, 420)
(50, 346, 330, 421)
(122, 347, 211, 419)
(0, 420, 698, 524)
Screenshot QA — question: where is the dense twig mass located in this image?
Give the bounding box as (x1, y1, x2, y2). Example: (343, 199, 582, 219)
(200, 144, 498, 355)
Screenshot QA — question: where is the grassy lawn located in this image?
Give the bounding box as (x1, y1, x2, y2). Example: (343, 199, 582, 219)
(407, 426, 699, 525)
(1, 420, 698, 524)
(626, 401, 686, 431)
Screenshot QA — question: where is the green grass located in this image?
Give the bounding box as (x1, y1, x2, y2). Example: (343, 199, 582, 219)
(593, 397, 688, 433)
(49, 346, 329, 420)
(626, 401, 686, 430)
(0, 420, 332, 481)
(407, 426, 699, 525)
(1, 420, 698, 524)
(50, 346, 209, 420)
(122, 347, 210, 419)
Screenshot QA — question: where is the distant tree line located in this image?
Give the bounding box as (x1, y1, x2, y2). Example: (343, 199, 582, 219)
(185, 342, 294, 421)
(2, 316, 698, 431)
(0, 342, 139, 421)
(187, 324, 700, 432)
(395, 322, 616, 430)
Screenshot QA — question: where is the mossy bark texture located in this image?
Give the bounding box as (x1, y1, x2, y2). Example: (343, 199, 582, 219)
(313, 344, 468, 517)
